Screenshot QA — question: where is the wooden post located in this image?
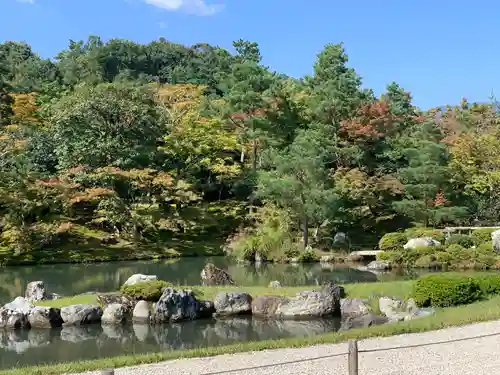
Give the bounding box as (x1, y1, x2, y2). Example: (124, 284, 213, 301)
(100, 369, 114, 375)
(348, 340, 359, 375)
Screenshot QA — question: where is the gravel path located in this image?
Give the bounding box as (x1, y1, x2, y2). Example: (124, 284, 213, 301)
(81, 320, 500, 375)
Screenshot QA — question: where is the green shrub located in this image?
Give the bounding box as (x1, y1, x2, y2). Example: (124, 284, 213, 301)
(471, 228, 497, 244)
(412, 274, 483, 307)
(446, 234, 475, 248)
(376, 251, 391, 261)
(435, 251, 453, 264)
(378, 232, 407, 251)
(404, 227, 445, 243)
(472, 273, 500, 295)
(476, 242, 494, 253)
(415, 255, 437, 268)
(299, 248, 318, 262)
(120, 280, 170, 301)
(415, 245, 438, 256)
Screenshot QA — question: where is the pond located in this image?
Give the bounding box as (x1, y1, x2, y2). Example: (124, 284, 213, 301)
(0, 257, 435, 369)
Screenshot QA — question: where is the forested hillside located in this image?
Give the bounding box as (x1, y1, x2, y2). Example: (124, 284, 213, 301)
(0, 36, 498, 265)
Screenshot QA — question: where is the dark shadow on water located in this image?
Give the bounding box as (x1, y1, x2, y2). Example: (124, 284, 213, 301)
(0, 317, 343, 369)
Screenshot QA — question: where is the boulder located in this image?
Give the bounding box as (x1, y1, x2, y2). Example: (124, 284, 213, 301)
(340, 298, 371, 317)
(4, 297, 34, 314)
(340, 313, 388, 330)
(96, 293, 135, 312)
(379, 297, 436, 322)
(0, 308, 30, 329)
(268, 281, 282, 288)
(152, 287, 215, 323)
(252, 282, 342, 318)
(320, 255, 335, 263)
(403, 237, 441, 250)
(101, 303, 127, 325)
(200, 263, 235, 286)
(492, 230, 500, 253)
(214, 292, 252, 317)
(132, 300, 151, 323)
(60, 304, 103, 326)
(27, 306, 63, 328)
(25, 281, 48, 302)
(366, 260, 390, 271)
(123, 274, 157, 287)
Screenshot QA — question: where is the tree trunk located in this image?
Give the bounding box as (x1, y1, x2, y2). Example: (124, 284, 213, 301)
(302, 216, 309, 247)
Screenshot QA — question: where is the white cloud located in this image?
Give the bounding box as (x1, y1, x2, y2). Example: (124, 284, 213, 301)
(143, 0, 223, 16)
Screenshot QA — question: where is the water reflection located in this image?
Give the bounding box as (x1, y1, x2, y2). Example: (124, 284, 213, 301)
(0, 317, 343, 369)
(0, 257, 437, 303)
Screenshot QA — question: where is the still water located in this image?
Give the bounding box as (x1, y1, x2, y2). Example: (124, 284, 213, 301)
(0, 257, 430, 369)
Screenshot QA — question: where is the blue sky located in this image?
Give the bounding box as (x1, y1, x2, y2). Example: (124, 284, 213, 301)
(1, 0, 499, 109)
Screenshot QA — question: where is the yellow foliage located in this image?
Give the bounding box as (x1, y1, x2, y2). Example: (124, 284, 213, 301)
(10, 93, 41, 125)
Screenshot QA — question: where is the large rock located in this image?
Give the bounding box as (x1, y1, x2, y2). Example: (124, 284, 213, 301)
(152, 288, 215, 323)
(101, 303, 127, 325)
(214, 292, 252, 317)
(340, 298, 371, 317)
(25, 281, 48, 302)
(492, 230, 500, 253)
(4, 297, 34, 314)
(132, 300, 151, 323)
(96, 293, 135, 313)
(403, 237, 441, 250)
(366, 260, 390, 271)
(123, 274, 157, 287)
(379, 297, 436, 322)
(0, 309, 30, 329)
(200, 263, 235, 286)
(27, 306, 63, 328)
(252, 282, 342, 318)
(60, 304, 103, 326)
(340, 313, 388, 330)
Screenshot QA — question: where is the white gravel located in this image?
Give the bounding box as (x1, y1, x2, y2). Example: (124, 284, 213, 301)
(79, 320, 500, 375)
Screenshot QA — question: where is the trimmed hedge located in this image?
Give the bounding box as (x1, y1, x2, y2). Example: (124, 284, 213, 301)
(445, 234, 475, 248)
(378, 232, 407, 251)
(412, 274, 483, 307)
(120, 280, 170, 301)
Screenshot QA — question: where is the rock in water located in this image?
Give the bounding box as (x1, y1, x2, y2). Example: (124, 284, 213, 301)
(214, 292, 252, 316)
(492, 230, 500, 253)
(122, 274, 158, 287)
(200, 263, 235, 286)
(152, 287, 214, 323)
(366, 260, 390, 271)
(25, 281, 47, 303)
(132, 300, 151, 323)
(340, 298, 372, 317)
(60, 304, 103, 326)
(252, 282, 342, 318)
(101, 303, 127, 325)
(0, 309, 30, 330)
(4, 297, 34, 314)
(28, 306, 63, 328)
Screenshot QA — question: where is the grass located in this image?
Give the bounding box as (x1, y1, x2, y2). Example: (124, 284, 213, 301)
(8, 291, 500, 375)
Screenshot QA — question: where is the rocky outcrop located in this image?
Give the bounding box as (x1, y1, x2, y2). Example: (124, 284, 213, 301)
(4, 297, 33, 314)
(320, 255, 336, 263)
(123, 274, 157, 287)
(403, 237, 441, 249)
(340, 298, 371, 317)
(101, 304, 128, 325)
(0, 309, 30, 330)
(28, 306, 63, 328)
(252, 282, 342, 318)
(25, 281, 47, 303)
(200, 263, 235, 286)
(96, 293, 135, 313)
(214, 292, 252, 317)
(379, 297, 435, 322)
(152, 287, 215, 323)
(60, 304, 103, 326)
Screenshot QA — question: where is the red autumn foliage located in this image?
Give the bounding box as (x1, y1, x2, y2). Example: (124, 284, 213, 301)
(427, 191, 449, 207)
(340, 101, 393, 141)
